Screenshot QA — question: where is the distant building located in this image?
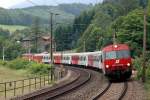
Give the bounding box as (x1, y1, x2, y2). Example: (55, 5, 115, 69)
(22, 37, 32, 53)
(39, 35, 56, 52)
(22, 35, 56, 53)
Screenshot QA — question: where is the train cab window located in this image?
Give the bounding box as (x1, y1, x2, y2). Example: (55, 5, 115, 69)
(104, 50, 130, 59)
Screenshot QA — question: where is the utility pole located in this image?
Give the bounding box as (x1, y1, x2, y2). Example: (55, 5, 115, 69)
(50, 12, 53, 65)
(142, 6, 147, 82)
(50, 12, 54, 81)
(49, 12, 59, 81)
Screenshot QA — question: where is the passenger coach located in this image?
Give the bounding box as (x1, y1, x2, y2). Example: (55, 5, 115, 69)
(22, 44, 132, 79)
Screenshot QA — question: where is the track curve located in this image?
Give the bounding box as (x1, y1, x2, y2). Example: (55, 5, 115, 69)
(92, 81, 128, 100)
(12, 66, 91, 100)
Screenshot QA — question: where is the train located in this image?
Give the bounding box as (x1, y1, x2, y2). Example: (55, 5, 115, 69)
(22, 44, 132, 79)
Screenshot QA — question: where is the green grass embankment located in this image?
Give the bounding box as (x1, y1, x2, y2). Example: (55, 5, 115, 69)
(0, 58, 52, 98)
(0, 24, 27, 33)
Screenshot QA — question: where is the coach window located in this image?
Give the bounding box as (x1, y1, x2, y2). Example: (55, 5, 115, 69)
(80, 57, 82, 61)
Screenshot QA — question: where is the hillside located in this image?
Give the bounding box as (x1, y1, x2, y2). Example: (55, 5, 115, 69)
(0, 24, 27, 33)
(0, 3, 92, 26)
(11, 0, 100, 8)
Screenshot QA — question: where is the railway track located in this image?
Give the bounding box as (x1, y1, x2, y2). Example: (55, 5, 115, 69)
(93, 82, 128, 100)
(12, 67, 91, 100)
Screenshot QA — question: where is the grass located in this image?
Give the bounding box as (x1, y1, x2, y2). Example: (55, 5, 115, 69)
(0, 24, 27, 33)
(0, 66, 28, 82)
(0, 65, 53, 99)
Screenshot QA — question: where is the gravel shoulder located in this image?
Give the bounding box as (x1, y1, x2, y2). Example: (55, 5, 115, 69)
(53, 69, 108, 100)
(123, 79, 147, 100)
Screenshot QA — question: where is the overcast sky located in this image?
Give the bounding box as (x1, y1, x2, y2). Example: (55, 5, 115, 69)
(0, 0, 25, 8)
(0, 0, 102, 8)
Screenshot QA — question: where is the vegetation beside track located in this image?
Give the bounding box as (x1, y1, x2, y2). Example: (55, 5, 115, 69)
(133, 56, 150, 99)
(0, 58, 51, 82)
(0, 24, 27, 33)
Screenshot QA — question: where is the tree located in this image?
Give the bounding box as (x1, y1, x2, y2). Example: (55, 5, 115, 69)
(31, 17, 41, 53)
(111, 9, 150, 56)
(54, 25, 73, 51)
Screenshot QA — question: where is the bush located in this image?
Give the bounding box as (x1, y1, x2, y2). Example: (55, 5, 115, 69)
(0, 60, 7, 66)
(27, 62, 51, 74)
(7, 58, 29, 69)
(3, 58, 51, 75)
(133, 56, 150, 80)
(146, 59, 150, 79)
(133, 57, 143, 79)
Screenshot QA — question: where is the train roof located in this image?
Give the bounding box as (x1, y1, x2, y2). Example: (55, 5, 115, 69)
(23, 51, 102, 57)
(102, 44, 129, 52)
(60, 51, 102, 56)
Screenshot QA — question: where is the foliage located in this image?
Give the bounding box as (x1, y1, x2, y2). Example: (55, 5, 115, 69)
(66, 0, 141, 52)
(7, 58, 29, 69)
(0, 60, 7, 66)
(0, 4, 91, 26)
(54, 25, 73, 51)
(51, 0, 144, 52)
(0, 24, 27, 33)
(71, 9, 95, 48)
(58, 3, 92, 16)
(0, 28, 10, 37)
(6, 58, 51, 74)
(133, 57, 143, 79)
(111, 9, 150, 57)
(28, 62, 51, 75)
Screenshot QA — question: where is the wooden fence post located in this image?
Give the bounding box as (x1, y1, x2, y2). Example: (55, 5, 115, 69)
(40, 75, 41, 88)
(35, 77, 36, 89)
(14, 81, 16, 96)
(44, 75, 45, 86)
(29, 78, 31, 92)
(22, 80, 24, 94)
(5, 83, 6, 98)
(48, 73, 50, 84)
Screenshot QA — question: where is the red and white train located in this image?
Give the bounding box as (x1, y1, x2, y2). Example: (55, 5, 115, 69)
(22, 44, 132, 79)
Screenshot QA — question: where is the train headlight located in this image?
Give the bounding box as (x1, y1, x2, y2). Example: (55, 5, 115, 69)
(127, 63, 130, 66)
(106, 65, 109, 68)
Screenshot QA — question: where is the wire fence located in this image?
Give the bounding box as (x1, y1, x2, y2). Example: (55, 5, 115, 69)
(0, 67, 67, 99)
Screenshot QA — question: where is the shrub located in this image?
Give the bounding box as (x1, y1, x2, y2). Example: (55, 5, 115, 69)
(146, 59, 150, 79)
(28, 62, 51, 74)
(7, 58, 29, 69)
(133, 56, 143, 79)
(0, 60, 7, 66)
(133, 56, 150, 80)
(3, 58, 52, 75)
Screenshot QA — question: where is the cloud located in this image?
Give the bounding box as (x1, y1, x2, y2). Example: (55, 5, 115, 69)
(0, 0, 25, 8)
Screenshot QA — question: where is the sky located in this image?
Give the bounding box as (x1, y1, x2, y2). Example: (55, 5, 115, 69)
(0, 0, 25, 8)
(0, 0, 102, 9)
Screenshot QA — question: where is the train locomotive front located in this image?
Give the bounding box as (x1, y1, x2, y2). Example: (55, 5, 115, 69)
(102, 44, 132, 79)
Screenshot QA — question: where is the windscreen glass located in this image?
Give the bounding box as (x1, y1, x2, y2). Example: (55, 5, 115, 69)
(104, 50, 130, 59)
